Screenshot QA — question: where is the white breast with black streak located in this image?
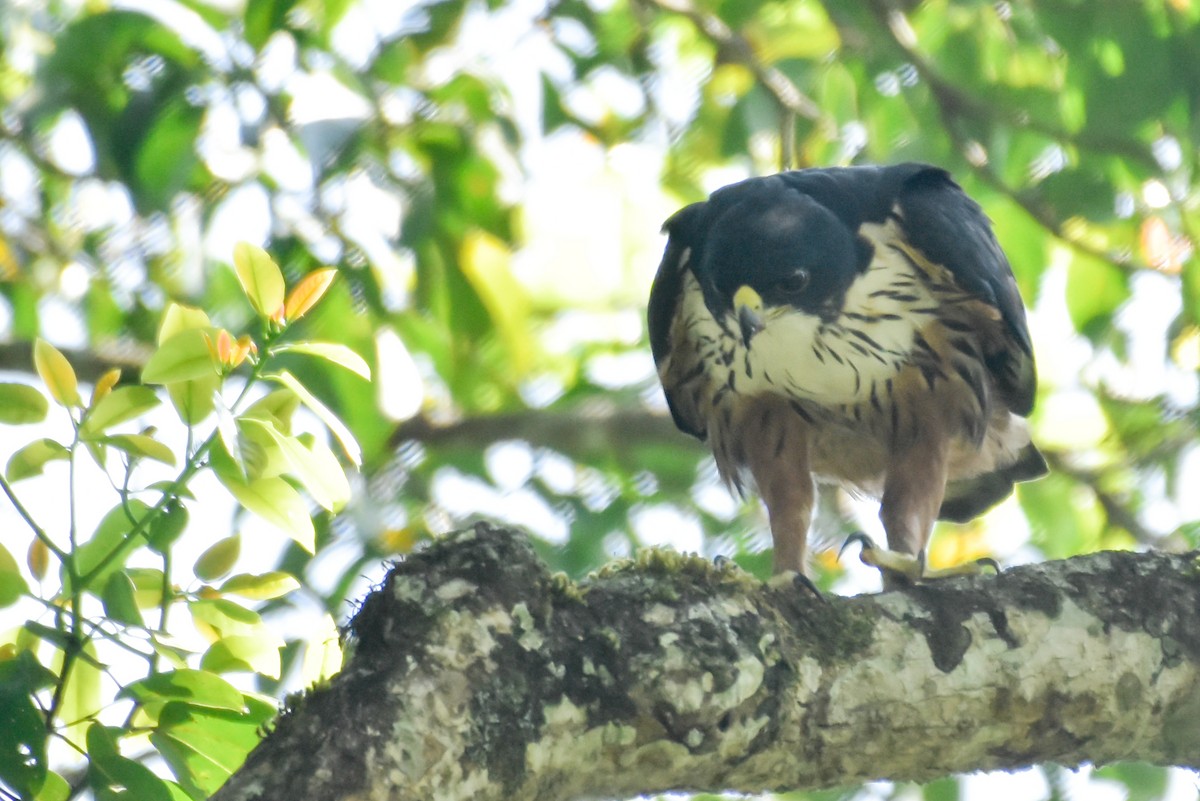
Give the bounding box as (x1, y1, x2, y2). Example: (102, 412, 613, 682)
(675, 219, 938, 407)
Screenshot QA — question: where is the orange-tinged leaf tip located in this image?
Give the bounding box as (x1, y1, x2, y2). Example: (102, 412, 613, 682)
(91, 368, 122, 405)
(284, 268, 338, 322)
(216, 330, 235, 365)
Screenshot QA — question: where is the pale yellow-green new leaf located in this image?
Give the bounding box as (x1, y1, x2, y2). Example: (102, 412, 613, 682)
(241, 419, 349, 511)
(6, 438, 69, 482)
(301, 614, 344, 685)
(143, 328, 220, 384)
(100, 434, 177, 467)
(158, 303, 211, 343)
(82, 386, 161, 435)
(460, 230, 534, 377)
(168, 373, 220, 425)
(271, 342, 371, 380)
(219, 473, 315, 552)
(0, 383, 48, 424)
(202, 634, 283, 679)
(57, 640, 102, 748)
(266, 371, 361, 466)
(34, 339, 81, 407)
(219, 571, 300, 600)
(233, 242, 285, 320)
(242, 388, 300, 432)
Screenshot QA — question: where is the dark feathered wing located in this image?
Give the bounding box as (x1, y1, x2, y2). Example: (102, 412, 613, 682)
(886, 166, 1047, 518)
(893, 166, 1037, 416)
(648, 202, 709, 440)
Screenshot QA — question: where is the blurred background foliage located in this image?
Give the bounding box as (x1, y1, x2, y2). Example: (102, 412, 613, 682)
(1, 0, 1199, 798)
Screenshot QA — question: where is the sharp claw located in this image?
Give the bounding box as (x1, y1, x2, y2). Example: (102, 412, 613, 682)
(838, 530, 878, 560)
(976, 557, 1002, 574)
(792, 572, 827, 603)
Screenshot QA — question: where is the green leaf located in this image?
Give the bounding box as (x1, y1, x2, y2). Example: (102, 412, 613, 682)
(231, 417, 288, 480)
(0, 383, 49, 424)
(214, 394, 247, 479)
(22, 621, 75, 653)
(167, 371, 220, 424)
(218, 473, 315, 551)
(70, 500, 153, 591)
(0, 652, 52, 798)
(82, 386, 161, 434)
(244, 0, 299, 51)
(0, 540, 30, 608)
(119, 669, 246, 714)
(1094, 762, 1169, 801)
(266, 370, 362, 466)
(1065, 250, 1128, 340)
(300, 614, 344, 685)
(101, 571, 145, 627)
(232, 241, 285, 319)
(32, 770, 69, 801)
(158, 303, 211, 344)
(34, 339, 82, 407)
(242, 388, 300, 429)
(86, 723, 173, 801)
(241, 419, 350, 511)
(459, 230, 534, 377)
(188, 598, 264, 639)
(98, 433, 177, 466)
(143, 328, 220, 384)
(219, 571, 300, 600)
(193, 535, 240, 582)
(152, 697, 273, 797)
(134, 100, 204, 212)
(7, 438, 70, 482)
(201, 635, 282, 678)
(148, 500, 189, 554)
(125, 567, 168, 608)
(272, 342, 371, 379)
(60, 642, 103, 747)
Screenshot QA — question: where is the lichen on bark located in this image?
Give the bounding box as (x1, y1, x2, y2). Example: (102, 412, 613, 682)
(213, 524, 1200, 801)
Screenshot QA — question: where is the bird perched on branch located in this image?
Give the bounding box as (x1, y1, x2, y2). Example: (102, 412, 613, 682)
(648, 163, 1046, 583)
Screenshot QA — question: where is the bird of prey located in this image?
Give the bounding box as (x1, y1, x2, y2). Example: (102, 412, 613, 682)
(648, 163, 1046, 582)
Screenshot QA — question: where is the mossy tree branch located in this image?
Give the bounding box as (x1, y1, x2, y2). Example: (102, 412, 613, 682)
(213, 524, 1200, 801)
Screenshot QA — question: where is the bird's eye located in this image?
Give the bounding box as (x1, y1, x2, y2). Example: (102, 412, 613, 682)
(776, 269, 810, 296)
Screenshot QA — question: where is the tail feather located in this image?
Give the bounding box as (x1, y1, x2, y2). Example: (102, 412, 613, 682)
(938, 444, 1047, 523)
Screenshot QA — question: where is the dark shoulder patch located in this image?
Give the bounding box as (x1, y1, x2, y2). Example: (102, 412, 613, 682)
(777, 162, 937, 231)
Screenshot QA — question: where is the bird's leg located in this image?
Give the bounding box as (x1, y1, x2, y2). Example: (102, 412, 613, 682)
(874, 434, 950, 587)
(761, 470, 815, 575)
(748, 433, 815, 576)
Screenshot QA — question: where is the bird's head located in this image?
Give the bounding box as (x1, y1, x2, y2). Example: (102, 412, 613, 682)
(691, 176, 871, 347)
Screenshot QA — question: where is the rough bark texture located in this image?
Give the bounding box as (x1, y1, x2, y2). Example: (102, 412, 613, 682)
(213, 523, 1200, 801)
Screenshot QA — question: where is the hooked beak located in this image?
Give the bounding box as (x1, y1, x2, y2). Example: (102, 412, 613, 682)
(733, 285, 765, 347)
